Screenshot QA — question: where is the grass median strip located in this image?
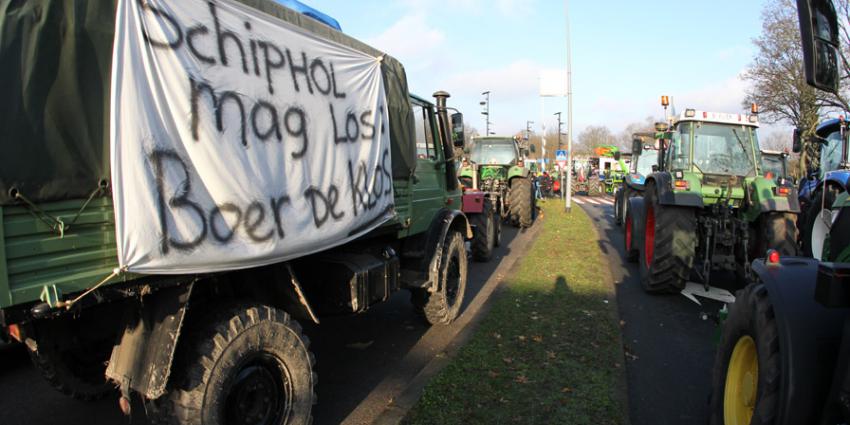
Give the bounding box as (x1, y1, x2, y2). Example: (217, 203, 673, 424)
(404, 200, 627, 425)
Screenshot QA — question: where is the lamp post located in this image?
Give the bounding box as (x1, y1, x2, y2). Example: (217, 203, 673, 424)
(554, 112, 563, 149)
(480, 91, 491, 136)
(564, 0, 574, 212)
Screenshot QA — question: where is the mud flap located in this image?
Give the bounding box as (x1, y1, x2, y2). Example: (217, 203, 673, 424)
(105, 283, 193, 400)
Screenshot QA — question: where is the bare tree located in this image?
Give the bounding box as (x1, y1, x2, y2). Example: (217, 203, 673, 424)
(759, 131, 791, 151)
(577, 125, 615, 155)
(742, 0, 826, 175)
(617, 116, 663, 151)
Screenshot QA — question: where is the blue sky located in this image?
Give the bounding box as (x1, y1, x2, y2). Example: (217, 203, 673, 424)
(302, 0, 776, 138)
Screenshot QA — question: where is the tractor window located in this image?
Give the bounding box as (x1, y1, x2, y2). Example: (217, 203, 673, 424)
(669, 123, 692, 170)
(634, 150, 659, 176)
(692, 123, 759, 177)
(821, 130, 845, 176)
(413, 103, 436, 160)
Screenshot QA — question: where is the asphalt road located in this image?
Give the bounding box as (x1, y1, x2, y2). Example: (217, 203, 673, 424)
(0, 223, 536, 425)
(574, 194, 731, 425)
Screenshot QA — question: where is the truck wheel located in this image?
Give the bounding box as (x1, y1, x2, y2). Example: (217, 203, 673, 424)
(471, 201, 495, 262)
(624, 203, 638, 263)
(754, 212, 798, 257)
(802, 187, 838, 258)
(28, 320, 115, 401)
(709, 283, 780, 425)
(510, 178, 533, 228)
(156, 305, 316, 425)
(639, 183, 695, 293)
(412, 231, 468, 325)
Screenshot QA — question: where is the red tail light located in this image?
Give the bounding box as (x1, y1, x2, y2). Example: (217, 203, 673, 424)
(673, 180, 689, 190)
(767, 249, 780, 264)
(774, 186, 790, 196)
(764, 172, 774, 179)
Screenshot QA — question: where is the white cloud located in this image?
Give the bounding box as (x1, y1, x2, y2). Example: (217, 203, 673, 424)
(365, 14, 445, 70)
(443, 60, 560, 100)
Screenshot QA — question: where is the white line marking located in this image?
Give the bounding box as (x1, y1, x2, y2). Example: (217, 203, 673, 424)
(573, 197, 585, 205)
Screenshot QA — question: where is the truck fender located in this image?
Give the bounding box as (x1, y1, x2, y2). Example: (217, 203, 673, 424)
(646, 173, 703, 208)
(627, 196, 646, 251)
(751, 257, 849, 425)
(427, 210, 471, 288)
(105, 283, 194, 400)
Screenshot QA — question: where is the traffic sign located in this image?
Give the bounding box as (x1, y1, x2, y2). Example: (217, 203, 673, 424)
(555, 149, 567, 168)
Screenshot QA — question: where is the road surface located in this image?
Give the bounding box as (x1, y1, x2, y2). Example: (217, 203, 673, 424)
(573, 194, 731, 425)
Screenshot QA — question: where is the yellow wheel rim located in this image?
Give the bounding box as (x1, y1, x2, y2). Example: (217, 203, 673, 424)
(724, 335, 758, 425)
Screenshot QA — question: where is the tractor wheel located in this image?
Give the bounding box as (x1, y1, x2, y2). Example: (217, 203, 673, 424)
(614, 189, 623, 225)
(510, 178, 534, 228)
(802, 187, 839, 258)
(411, 231, 468, 325)
(28, 326, 115, 401)
(753, 212, 798, 258)
(588, 176, 603, 197)
(709, 283, 780, 425)
(152, 305, 316, 425)
(471, 201, 495, 262)
(638, 183, 696, 293)
(624, 202, 638, 263)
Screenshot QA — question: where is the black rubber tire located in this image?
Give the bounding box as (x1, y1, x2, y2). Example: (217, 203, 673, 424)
(802, 187, 838, 257)
(510, 178, 534, 228)
(709, 283, 780, 425)
(753, 212, 799, 258)
(411, 231, 468, 325)
(470, 201, 495, 262)
(153, 305, 316, 425)
(588, 176, 603, 197)
(614, 189, 624, 225)
(493, 203, 503, 247)
(638, 183, 696, 293)
(624, 201, 638, 263)
(28, 320, 115, 401)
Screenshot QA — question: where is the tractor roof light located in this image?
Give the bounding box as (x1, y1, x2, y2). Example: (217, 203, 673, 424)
(661, 95, 670, 107)
(767, 249, 780, 265)
(748, 115, 758, 123)
(751, 103, 759, 114)
(685, 109, 696, 118)
(654, 122, 669, 132)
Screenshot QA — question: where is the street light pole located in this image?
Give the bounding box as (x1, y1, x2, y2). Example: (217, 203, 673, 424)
(554, 112, 563, 149)
(480, 91, 491, 136)
(564, 0, 574, 213)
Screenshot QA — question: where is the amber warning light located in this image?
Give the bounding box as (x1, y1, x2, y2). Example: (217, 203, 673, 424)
(661, 96, 670, 107)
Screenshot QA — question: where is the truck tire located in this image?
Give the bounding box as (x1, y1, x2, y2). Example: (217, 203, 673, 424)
(411, 231, 468, 325)
(471, 201, 495, 262)
(639, 183, 696, 293)
(802, 187, 838, 257)
(709, 283, 780, 425)
(28, 321, 115, 401)
(754, 212, 798, 257)
(155, 305, 316, 425)
(510, 178, 533, 228)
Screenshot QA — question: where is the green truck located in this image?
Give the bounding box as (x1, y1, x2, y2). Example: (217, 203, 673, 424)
(625, 109, 800, 293)
(0, 1, 472, 423)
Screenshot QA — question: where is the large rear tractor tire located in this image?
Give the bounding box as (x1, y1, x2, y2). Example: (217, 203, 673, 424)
(471, 201, 496, 262)
(510, 178, 534, 228)
(753, 212, 799, 258)
(638, 183, 696, 293)
(411, 231, 468, 325)
(709, 283, 780, 425)
(802, 187, 839, 258)
(153, 305, 316, 425)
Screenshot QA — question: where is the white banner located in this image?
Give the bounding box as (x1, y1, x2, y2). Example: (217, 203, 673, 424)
(110, 0, 393, 273)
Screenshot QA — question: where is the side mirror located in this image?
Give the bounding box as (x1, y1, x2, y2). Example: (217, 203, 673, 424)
(651, 164, 659, 173)
(451, 113, 465, 147)
(792, 128, 802, 153)
(798, 0, 840, 93)
(529, 144, 537, 154)
(632, 138, 643, 155)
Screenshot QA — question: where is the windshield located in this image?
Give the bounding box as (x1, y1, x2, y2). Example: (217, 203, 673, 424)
(634, 150, 659, 176)
(469, 140, 518, 165)
(683, 122, 760, 176)
(821, 130, 847, 176)
(761, 154, 784, 178)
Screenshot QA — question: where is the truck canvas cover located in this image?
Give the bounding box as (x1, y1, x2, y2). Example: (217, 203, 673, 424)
(0, 0, 418, 274)
(0, 0, 416, 207)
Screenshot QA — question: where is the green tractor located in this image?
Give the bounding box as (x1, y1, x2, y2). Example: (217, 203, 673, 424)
(626, 108, 800, 293)
(460, 137, 535, 230)
(595, 145, 629, 195)
(709, 3, 850, 423)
